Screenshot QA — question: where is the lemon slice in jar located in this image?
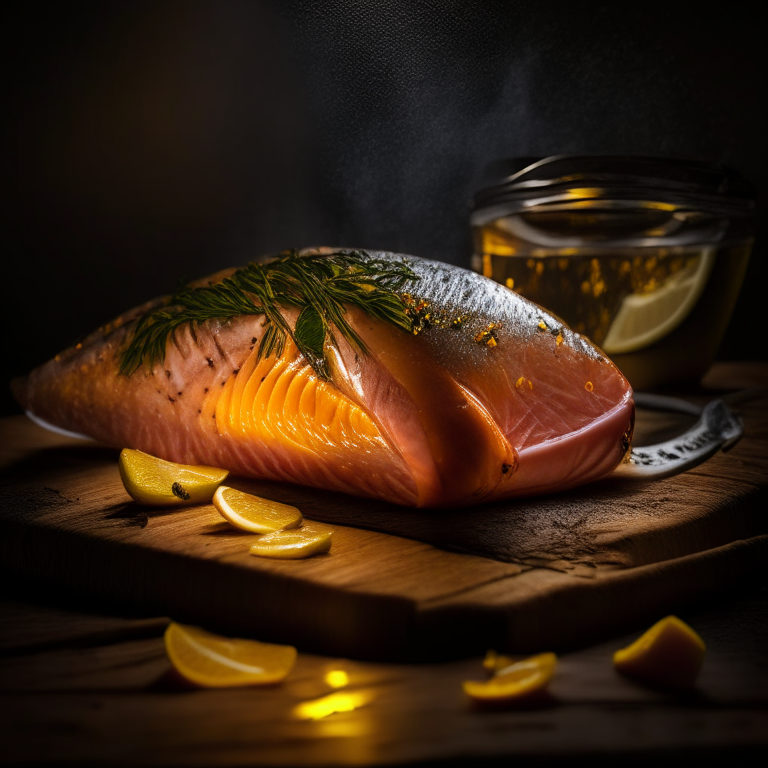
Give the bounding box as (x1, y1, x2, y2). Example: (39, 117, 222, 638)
(213, 486, 302, 533)
(602, 246, 715, 355)
(118, 448, 228, 506)
(164, 622, 296, 688)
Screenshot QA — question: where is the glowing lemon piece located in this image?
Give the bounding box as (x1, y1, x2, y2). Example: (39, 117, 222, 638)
(164, 622, 296, 688)
(463, 652, 557, 703)
(249, 523, 333, 559)
(293, 690, 372, 720)
(118, 448, 228, 506)
(482, 649, 516, 674)
(613, 615, 705, 689)
(325, 669, 349, 688)
(602, 246, 715, 354)
(213, 486, 302, 533)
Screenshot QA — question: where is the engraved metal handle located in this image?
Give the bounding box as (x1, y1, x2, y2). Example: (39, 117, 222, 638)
(614, 394, 743, 480)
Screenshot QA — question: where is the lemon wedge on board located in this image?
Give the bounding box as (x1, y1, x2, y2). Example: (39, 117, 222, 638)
(249, 523, 333, 559)
(118, 448, 228, 506)
(463, 652, 557, 703)
(613, 615, 705, 689)
(213, 486, 302, 533)
(164, 622, 296, 688)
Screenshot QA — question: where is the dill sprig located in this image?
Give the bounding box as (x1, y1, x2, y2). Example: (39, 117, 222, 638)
(119, 249, 419, 379)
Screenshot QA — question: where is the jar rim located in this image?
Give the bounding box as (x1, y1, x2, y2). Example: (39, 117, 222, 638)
(472, 156, 755, 217)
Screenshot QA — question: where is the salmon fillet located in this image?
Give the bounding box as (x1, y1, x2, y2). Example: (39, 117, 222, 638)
(12, 250, 634, 507)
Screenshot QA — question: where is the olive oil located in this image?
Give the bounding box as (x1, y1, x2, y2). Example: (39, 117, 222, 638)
(473, 223, 752, 388)
(476, 230, 712, 348)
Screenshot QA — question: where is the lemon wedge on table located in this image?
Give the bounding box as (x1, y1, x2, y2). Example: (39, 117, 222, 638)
(249, 523, 333, 559)
(213, 486, 303, 533)
(118, 448, 228, 506)
(482, 649, 516, 674)
(613, 615, 705, 689)
(164, 622, 297, 688)
(463, 652, 557, 704)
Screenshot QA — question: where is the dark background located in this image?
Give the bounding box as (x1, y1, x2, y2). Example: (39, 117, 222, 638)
(5, 1, 766, 416)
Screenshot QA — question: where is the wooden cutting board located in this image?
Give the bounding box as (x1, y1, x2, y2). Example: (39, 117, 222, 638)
(1, 364, 766, 661)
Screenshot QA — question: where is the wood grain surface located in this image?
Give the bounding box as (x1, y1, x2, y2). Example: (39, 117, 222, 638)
(1, 364, 767, 766)
(1, 364, 767, 661)
(1, 577, 766, 766)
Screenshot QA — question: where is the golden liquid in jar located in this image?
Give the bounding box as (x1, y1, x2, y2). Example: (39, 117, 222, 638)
(474, 222, 752, 388)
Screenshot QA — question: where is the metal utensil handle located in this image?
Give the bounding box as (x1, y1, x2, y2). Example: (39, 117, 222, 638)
(614, 398, 743, 481)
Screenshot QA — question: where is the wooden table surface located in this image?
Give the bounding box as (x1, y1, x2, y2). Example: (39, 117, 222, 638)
(2, 362, 767, 765)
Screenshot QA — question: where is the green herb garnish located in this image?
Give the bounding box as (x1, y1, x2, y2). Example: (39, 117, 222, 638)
(119, 249, 418, 379)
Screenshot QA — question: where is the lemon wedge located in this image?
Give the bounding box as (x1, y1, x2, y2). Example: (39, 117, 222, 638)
(463, 652, 557, 703)
(249, 523, 333, 559)
(613, 615, 705, 689)
(164, 622, 296, 688)
(602, 246, 715, 355)
(213, 486, 303, 533)
(118, 448, 228, 506)
(482, 649, 516, 674)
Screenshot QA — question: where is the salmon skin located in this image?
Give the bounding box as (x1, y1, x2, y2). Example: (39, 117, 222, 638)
(13, 249, 634, 508)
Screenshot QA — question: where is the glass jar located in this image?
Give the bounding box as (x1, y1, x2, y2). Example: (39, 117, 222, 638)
(470, 156, 755, 389)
